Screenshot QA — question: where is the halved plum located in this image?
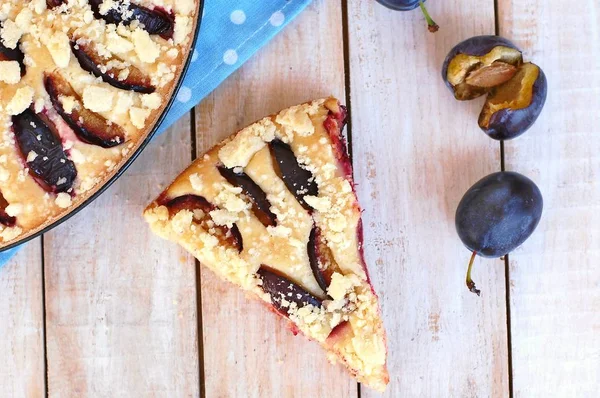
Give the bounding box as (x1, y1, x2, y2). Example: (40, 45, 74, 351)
(12, 109, 77, 193)
(217, 166, 277, 227)
(257, 266, 322, 316)
(44, 72, 126, 148)
(71, 41, 155, 93)
(270, 140, 318, 211)
(89, 0, 174, 39)
(478, 63, 547, 140)
(0, 34, 26, 76)
(0, 192, 16, 227)
(307, 226, 337, 293)
(442, 36, 523, 101)
(161, 194, 243, 252)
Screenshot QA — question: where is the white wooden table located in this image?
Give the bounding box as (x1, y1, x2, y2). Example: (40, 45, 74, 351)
(1, 1, 598, 397)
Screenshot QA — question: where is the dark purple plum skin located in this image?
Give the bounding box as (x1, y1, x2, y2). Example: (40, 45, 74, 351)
(0, 192, 16, 227)
(441, 35, 521, 95)
(70, 42, 155, 93)
(89, 0, 174, 38)
(46, 0, 65, 8)
(480, 66, 548, 140)
(270, 140, 318, 211)
(217, 166, 277, 227)
(161, 194, 243, 253)
(455, 171, 543, 258)
(307, 226, 330, 293)
(257, 267, 322, 317)
(12, 110, 77, 193)
(375, 0, 423, 11)
(0, 36, 26, 76)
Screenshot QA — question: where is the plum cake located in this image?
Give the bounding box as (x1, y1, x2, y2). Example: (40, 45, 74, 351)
(144, 98, 390, 391)
(0, 0, 199, 246)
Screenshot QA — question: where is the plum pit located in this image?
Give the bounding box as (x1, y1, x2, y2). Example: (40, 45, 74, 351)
(446, 46, 522, 100)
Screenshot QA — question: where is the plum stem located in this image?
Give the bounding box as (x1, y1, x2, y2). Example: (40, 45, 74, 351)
(419, 1, 439, 33)
(466, 251, 481, 296)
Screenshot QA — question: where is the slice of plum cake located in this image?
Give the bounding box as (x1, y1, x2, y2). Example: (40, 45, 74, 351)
(144, 97, 389, 391)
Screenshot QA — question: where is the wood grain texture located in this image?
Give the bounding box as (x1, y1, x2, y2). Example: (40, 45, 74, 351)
(498, 1, 600, 397)
(43, 116, 200, 397)
(0, 241, 45, 398)
(194, 1, 357, 396)
(347, 1, 509, 396)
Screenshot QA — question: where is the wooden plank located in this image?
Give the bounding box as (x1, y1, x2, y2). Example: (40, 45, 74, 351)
(347, 1, 510, 396)
(43, 116, 199, 397)
(0, 241, 45, 398)
(194, 1, 357, 396)
(498, 1, 600, 396)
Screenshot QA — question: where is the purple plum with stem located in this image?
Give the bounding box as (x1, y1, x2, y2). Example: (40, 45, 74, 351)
(375, 0, 439, 32)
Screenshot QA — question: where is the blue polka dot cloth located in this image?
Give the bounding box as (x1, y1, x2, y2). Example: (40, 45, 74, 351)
(0, 0, 312, 267)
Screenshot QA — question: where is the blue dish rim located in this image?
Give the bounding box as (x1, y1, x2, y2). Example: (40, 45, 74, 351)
(0, 0, 205, 253)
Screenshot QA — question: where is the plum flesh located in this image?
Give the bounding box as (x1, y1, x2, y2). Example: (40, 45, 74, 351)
(44, 72, 126, 148)
(217, 166, 277, 227)
(456, 172, 543, 294)
(442, 36, 523, 101)
(270, 140, 318, 211)
(12, 109, 77, 193)
(257, 266, 322, 317)
(478, 63, 547, 140)
(71, 41, 155, 93)
(89, 0, 174, 38)
(162, 194, 243, 253)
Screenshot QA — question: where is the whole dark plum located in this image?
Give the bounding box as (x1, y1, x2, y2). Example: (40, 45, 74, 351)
(442, 35, 523, 101)
(375, 0, 439, 32)
(478, 63, 547, 140)
(455, 172, 543, 295)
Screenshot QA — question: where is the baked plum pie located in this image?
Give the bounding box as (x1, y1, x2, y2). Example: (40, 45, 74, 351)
(144, 98, 390, 391)
(0, 0, 199, 246)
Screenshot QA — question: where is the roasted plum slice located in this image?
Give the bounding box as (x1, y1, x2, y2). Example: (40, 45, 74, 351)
(12, 109, 77, 193)
(442, 36, 523, 101)
(456, 171, 543, 295)
(307, 226, 338, 293)
(0, 192, 16, 227)
(0, 34, 26, 76)
(217, 166, 277, 227)
(46, 0, 65, 8)
(71, 41, 155, 93)
(257, 266, 322, 316)
(89, 0, 174, 38)
(44, 72, 126, 148)
(162, 194, 243, 252)
(270, 140, 318, 211)
(478, 63, 547, 140)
